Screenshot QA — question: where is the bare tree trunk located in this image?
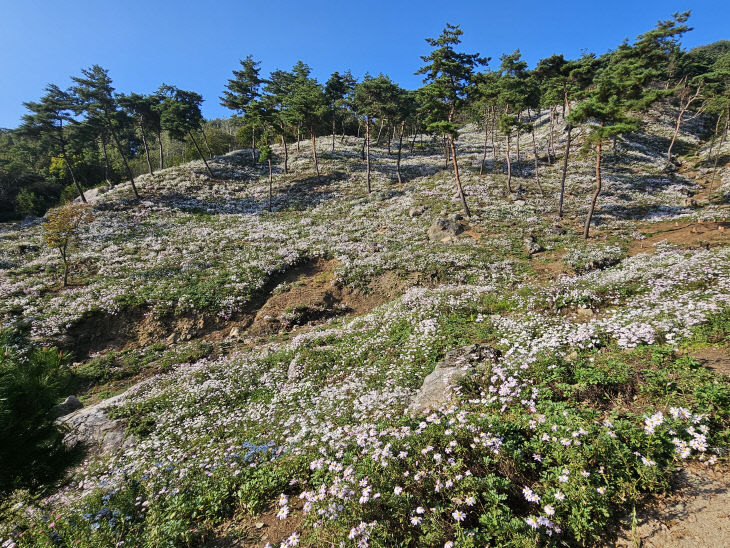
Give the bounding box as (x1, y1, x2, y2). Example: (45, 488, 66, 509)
(109, 124, 140, 199)
(491, 106, 497, 163)
(558, 125, 572, 218)
(480, 106, 489, 176)
(157, 129, 164, 170)
(251, 132, 256, 164)
(376, 118, 384, 144)
(709, 114, 729, 192)
(332, 111, 336, 152)
(296, 124, 301, 151)
(396, 121, 404, 184)
(505, 132, 513, 194)
(58, 125, 86, 202)
(281, 134, 289, 174)
(528, 110, 544, 197)
(140, 123, 154, 176)
(584, 139, 602, 239)
(100, 133, 113, 187)
(201, 128, 213, 159)
(341, 116, 347, 143)
(311, 128, 319, 177)
(548, 106, 555, 164)
(189, 131, 214, 178)
(668, 82, 702, 163)
(449, 136, 470, 218)
(410, 130, 417, 153)
(268, 158, 273, 212)
(387, 123, 392, 155)
(516, 112, 522, 178)
(365, 117, 371, 193)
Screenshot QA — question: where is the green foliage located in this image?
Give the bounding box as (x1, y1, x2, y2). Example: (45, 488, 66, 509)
(0, 327, 73, 493)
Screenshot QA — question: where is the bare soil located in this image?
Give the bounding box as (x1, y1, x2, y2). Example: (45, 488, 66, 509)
(628, 220, 730, 256)
(612, 465, 730, 548)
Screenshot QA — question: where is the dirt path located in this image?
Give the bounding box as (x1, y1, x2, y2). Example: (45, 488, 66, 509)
(613, 466, 730, 548)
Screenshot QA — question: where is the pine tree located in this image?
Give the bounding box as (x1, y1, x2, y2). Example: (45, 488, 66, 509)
(283, 63, 326, 177)
(221, 56, 265, 163)
(21, 85, 87, 203)
(416, 24, 487, 218)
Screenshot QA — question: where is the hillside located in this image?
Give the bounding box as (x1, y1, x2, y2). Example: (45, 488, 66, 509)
(1, 105, 729, 547)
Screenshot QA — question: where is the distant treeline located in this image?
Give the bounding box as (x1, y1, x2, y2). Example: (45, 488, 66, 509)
(1, 12, 728, 232)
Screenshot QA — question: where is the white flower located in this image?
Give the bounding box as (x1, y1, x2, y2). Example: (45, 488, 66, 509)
(452, 510, 466, 522)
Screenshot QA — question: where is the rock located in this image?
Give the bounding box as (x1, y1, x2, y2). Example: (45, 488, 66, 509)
(427, 217, 464, 243)
(57, 392, 134, 454)
(228, 326, 241, 339)
(576, 307, 594, 320)
(166, 333, 177, 345)
(408, 206, 426, 218)
(513, 199, 527, 207)
(409, 344, 499, 413)
(523, 235, 543, 255)
(52, 395, 83, 418)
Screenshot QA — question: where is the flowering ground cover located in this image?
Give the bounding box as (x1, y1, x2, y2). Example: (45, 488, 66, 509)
(1, 106, 729, 547)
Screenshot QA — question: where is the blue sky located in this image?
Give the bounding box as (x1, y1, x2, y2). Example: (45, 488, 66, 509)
(0, 0, 727, 128)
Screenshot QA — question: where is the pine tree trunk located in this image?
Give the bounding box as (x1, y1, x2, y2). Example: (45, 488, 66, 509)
(281, 134, 289, 174)
(376, 118, 384, 144)
(311, 128, 319, 177)
(548, 107, 555, 164)
(387, 123, 392, 155)
(189, 131, 214, 178)
(558, 126, 572, 219)
(396, 121, 404, 184)
(516, 113, 522, 178)
(529, 112, 544, 196)
(202, 128, 213, 159)
(709, 114, 729, 192)
(341, 117, 347, 143)
(58, 125, 86, 202)
(296, 124, 301, 151)
(108, 124, 140, 200)
(584, 140, 602, 239)
(140, 123, 154, 176)
(505, 133, 513, 194)
(480, 106, 489, 176)
(449, 136, 470, 218)
(268, 158, 273, 212)
(491, 106, 497, 163)
(332, 111, 336, 152)
(668, 84, 701, 164)
(365, 117, 371, 193)
(251, 132, 256, 164)
(101, 133, 113, 187)
(410, 130, 417, 153)
(157, 129, 164, 169)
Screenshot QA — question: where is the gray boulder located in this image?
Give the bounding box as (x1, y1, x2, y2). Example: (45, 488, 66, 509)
(57, 392, 134, 455)
(427, 217, 464, 243)
(52, 395, 83, 418)
(409, 344, 499, 413)
(523, 235, 543, 255)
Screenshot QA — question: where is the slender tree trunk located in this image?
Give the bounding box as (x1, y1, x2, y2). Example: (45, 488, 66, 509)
(201, 128, 213, 159)
(396, 120, 404, 184)
(584, 139, 602, 239)
(140, 123, 154, 176)
(516, 112, 522, 177)
(558, 125, 572, 218)
(387, 123, 393, 154)
(341, 116, 347, 143)
(268, 158, 273, 212)
(443, 136, 450, 168)
(108, 124, 140, 199)
(376, 118, 384, 144)
(706, 114, 723, 161)
(100, 133, 113, 187)
(310, 128, 319, 177)
(449, 136, 470, 218)
(410, 130, 417, 153)
(296, 124, 301, 151)
(281, 134, 289, 174)
(548, 106, 555, 164)
(332, 111, 336, 152)
(58, 125, 86, 202)
(505, 132, 513, 194)
(668, 83, 702, 163)
(529, 111, 544, 197)
(157, 129, 164, 169)
(709, 114, 729, 192)
(365, 117, 371, 193)
(63, 258, 69, 287)
(357, 119, 361, 139)
(491, 106, 497, 163)
(480, 106, 489, 176)
(189, 131, 214, 178)
(251, 132, 256, 164)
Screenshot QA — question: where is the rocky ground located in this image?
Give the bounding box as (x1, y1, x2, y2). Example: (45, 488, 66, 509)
(1, 104, 729, 547)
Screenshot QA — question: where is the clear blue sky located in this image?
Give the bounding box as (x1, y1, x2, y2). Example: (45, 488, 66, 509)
(1, 0, 728, 128)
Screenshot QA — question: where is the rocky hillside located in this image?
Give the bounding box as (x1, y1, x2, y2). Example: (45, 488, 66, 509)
(1, 106, 729, 547)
